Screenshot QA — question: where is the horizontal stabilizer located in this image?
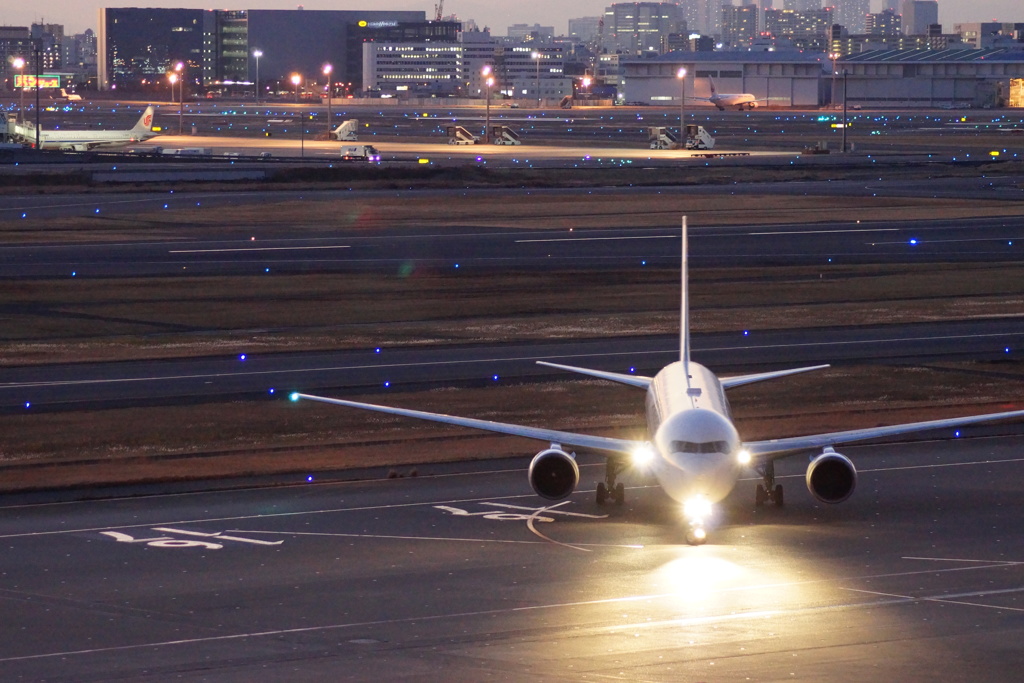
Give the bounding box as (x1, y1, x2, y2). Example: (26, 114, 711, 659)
(721, 364, 830, 389)
(536, 361, 652, 389)
(291, 393, 643, 455)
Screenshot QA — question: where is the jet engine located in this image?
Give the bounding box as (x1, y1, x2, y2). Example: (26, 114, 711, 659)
(805, 448, 857, 504)
(528, 448, 579, 500)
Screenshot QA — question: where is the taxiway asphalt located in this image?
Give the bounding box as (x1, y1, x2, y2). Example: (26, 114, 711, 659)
(1, 435, 1022, 681)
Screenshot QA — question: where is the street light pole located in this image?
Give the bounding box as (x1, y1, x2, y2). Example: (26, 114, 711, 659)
(842, 69, 848, 153)
(323, 63, 333, 137)
(13, 57, 24, 125)
(174, 61, 184, 136)
(253, 49, 262, 102)
(677, 66, 687, 150)
(829, 52, 839, 108)
(482, 65, 492, 144)
(291, 73, 303, 157)
(33, 41, 41, 149)
(532, 51, 541, 108)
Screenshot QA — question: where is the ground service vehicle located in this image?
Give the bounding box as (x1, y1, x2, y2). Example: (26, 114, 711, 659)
(341, 145, 380, 161)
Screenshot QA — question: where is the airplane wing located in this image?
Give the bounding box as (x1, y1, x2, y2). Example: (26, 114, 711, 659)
(291, 393, 645, 455)
(744, 407, 1024, 459)
(721, 364, 829, 389)
(536, 361, 652, 388)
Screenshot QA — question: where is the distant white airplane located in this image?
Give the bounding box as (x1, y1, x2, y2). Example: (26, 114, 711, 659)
(15, 105, 158, 151)
(292, 218, 1024, 544)
(59, 88, 83, 102)
(691, 76, 763, 111)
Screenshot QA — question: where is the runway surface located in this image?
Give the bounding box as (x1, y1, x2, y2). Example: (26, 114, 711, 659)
(3, 216, 1024, 277)
(2, 319, 1020, 412)
(1, 435, 1022, 680)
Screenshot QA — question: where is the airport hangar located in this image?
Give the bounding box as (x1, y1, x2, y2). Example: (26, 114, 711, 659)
(619, 48, 1024, 109)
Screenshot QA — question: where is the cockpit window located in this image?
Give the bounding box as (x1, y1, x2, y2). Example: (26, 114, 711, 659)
(671, 440, 729, 454)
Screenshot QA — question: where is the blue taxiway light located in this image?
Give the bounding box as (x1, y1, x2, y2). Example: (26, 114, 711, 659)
(239, 354, 247, 361)
(289, 392, 300, 402)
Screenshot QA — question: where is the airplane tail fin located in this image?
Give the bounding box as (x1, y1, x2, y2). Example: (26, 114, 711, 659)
(708, 75, 717, 95)
(133, 106, 156, 133)
(681, 216, 690, 375)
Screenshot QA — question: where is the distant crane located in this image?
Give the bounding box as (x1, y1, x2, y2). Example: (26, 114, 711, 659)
(433, 0, 443, 21)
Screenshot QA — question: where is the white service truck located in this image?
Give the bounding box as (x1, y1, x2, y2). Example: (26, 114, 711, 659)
(340, 145, 381, 162)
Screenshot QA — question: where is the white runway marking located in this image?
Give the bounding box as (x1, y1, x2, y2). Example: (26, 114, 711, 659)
(168, 245, 350, 253)
(749, 228, 900, 235)
(515, 235, 675, 243)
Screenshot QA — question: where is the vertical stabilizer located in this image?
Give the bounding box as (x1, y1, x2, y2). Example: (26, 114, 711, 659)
(681, 216, 690, 378)
(708, 75, 717, 96)
(133, 106, 155, 133)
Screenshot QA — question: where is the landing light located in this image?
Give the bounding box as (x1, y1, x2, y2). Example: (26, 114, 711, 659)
(683, 496, 712, 522)
(632, 444, 655, 467)
(737, 449, 752, 466)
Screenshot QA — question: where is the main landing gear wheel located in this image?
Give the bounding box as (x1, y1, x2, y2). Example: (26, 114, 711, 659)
(597, 458, 626, 506)
(755, 461, 784, 507)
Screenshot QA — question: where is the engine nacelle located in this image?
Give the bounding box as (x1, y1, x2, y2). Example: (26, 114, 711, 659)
(805, 448, 857, 504)
(528, 448, 579, 501)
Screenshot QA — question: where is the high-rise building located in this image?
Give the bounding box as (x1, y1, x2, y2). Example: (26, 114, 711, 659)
(98, 8, 426, 92)
(833, 0, 870, 34)
(865, 9, 901, 36)
(568, 17, 603, 44)
(507, 24, 555, 42)
(602, 2, 685, 54)
(901, 0, 938, 36)
(783, 0, 820, 11)
(764, 7, 833, 50)
(722, 5, 760, 48)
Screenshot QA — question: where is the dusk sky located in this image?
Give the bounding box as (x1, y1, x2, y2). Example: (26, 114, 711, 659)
(5, 1, 1020, 36)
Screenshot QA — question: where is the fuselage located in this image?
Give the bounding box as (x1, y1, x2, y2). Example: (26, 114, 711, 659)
(37, 130, 156, 150)
(645, 361, 742, 505)
(710, 94, 756, 110)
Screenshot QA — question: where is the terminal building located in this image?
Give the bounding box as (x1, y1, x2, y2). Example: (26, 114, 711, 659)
(362, 31, 571, 101)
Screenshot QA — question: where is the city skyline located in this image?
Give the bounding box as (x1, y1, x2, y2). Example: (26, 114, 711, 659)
(3, 0, 1021, 38)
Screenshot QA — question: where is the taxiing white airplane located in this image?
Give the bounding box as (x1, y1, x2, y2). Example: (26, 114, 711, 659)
(15, 105, 158, 151)
(292, 218, 1024, 544)
(59, 88, 83, 102)
(691, 76, 763, 111)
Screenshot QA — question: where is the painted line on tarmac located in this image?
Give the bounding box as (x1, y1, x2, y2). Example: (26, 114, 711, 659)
(168, 245, 350, 253)
(515, 235, 676, 243)
(749, 228, 900, 235)
(2, 331, 1019, 392)
(2, 561, 1019, 665)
